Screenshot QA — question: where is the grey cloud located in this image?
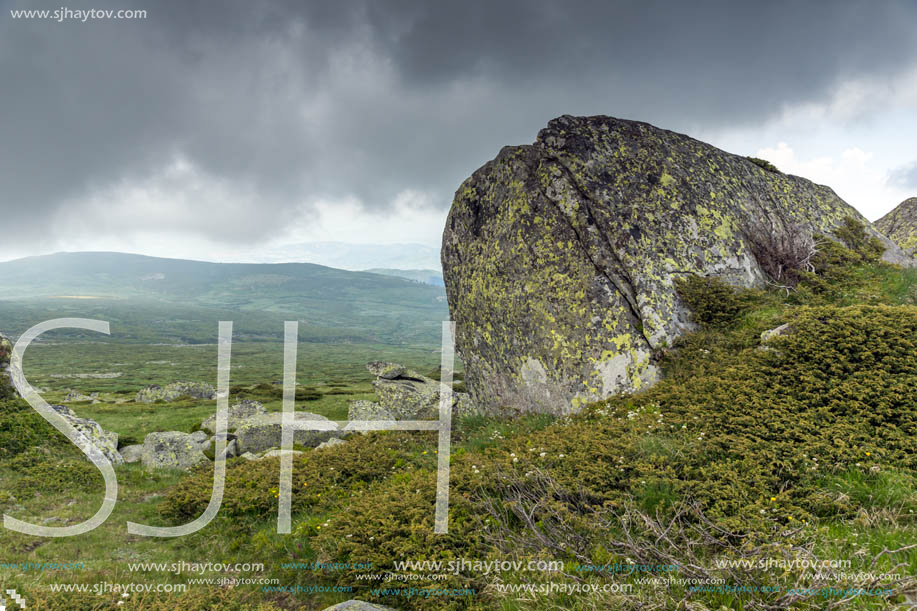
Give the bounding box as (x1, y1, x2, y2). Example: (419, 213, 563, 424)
(2, 0, 917, 249)
(888, 162, 917, 190)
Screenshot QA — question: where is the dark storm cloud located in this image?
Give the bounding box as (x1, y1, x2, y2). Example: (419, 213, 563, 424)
(2, 0, 917, 247)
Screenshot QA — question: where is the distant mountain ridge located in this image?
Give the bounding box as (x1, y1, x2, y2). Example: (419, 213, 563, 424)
(0, 252, 447, 345)
(363, 268, 444, 286)
(245, 241, 442, 271)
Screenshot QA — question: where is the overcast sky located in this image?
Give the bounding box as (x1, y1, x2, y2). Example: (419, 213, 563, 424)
(2, 0, 917, 263)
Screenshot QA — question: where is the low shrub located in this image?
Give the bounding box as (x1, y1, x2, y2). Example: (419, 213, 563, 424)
(160, 431, 433, 520)
(674, 275, 756, 327)
(747, 156, 781, 173)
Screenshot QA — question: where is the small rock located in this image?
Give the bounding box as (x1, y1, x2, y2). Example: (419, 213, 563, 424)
(366, 361, 407, 379)
(316, 437, 346, 451)
(260, 448, 304, 459)
(140, 431, 209, 470)
(119, 444, 144, 463)
(760, 323, 793, 344)
(64, 390, 91, 403)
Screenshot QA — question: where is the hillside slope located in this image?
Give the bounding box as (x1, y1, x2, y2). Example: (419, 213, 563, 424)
(0, 252, 448, 345)
(877, 196, 917, 255)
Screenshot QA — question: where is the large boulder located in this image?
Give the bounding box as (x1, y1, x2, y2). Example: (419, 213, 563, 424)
(200, 399, 266, 434)
(366, 361, 407, 379)
(234, 412, 340, 454)
(46, 405, 123, 465)
(135, 381, 216, 403)
(876, 197, 917, 256)
(442, 115, 912, 415)
(372, 370, 442, 420)
(141, 431, 209, 470)
(348, 399, 395, 421)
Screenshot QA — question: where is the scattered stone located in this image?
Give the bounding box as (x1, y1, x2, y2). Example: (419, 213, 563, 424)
(200, 399, 266, 434)
(64, 390, 92, 402)
(760, 323, 794, 344)
(358, 362, 479, 420)
(260, 448, 304, 459)
(316, 437, 346, 450)
(140, 431, 209, 470)
(239, 452, 257, 461)
(366, 361, 406, 379)
(234, 412, 340, 454)
(135, 381, 216, 403)
(373, 373, 442, 420)
(203, 436, 238, 460)
(119, 444, 144, 463)
(348, 399, 395, 422)
(48, 405, 123, 465)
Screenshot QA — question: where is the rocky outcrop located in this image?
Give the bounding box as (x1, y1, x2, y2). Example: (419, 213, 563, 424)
(234, 412, 340, 454)
(140, 431, 210, 470)
(442, 115, 912, 415)
(348, 399, 395, 421)
(135, 381, 216, 403)
(348, 362, 477, 421)
(876, 197, 917, 255)
(49, 405, 123, 465)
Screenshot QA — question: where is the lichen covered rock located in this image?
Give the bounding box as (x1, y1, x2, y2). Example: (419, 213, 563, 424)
(119, 444, 144, 463)
(876, 197, 917, 255)
(234, 412, 339, 454)
(356, 361, 476, 419)
(49, 404, 123, 465)
(442, 115, 910, 415)
(141, 431, 209, 470)
(348, 399, 395, 421)
(200, 399, 266, 434)
(366, 361, 407, 379)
